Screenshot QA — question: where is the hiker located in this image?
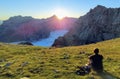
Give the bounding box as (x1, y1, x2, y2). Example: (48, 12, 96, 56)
(89, 48, 103, 72)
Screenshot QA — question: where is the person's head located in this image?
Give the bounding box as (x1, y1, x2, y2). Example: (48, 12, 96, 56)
(94, 48, 99, 54)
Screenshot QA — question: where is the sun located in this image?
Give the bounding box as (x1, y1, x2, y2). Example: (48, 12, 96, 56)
(53, 9, 68, 20)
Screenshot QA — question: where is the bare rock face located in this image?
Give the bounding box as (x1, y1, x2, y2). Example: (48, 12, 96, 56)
(0, 15, 77, 42)
(52, 37, 67, 47)
(52, 5, 120, 47)
(0, 16, 50, 42)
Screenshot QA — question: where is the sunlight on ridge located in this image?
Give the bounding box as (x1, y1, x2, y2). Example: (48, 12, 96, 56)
(52, 8, 69, 20)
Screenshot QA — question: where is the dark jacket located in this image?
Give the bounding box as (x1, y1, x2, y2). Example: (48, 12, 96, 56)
(89, 54, 103, 71)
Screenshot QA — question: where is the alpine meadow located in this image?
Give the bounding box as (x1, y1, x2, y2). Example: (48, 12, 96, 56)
(0, 0, 120, 79)
(0, 38, 120, 79)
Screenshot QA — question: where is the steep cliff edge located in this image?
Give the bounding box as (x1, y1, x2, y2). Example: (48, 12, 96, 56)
(52, 5, 120, 47)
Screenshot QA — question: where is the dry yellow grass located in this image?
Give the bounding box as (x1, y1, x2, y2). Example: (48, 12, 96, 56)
(0, 38, 120, 79)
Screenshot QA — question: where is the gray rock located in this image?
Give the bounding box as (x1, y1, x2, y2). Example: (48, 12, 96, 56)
(20, 77, 30, 79)
(4, 62, 12, 67)
(18, 41, 33, 45)
(21, 62, 29, 67)
(52, 5, 120, 47)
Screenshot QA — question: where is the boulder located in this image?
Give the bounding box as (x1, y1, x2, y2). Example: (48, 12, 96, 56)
(18, 41, 33, 45)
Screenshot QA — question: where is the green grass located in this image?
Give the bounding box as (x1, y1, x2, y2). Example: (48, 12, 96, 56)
(0, 38, 120, 79)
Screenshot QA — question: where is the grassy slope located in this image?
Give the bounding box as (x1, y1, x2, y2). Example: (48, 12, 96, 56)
(0, 38, 120, 79)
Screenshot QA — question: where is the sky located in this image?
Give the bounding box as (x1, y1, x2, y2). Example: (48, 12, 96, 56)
(0, 0, 120, 20)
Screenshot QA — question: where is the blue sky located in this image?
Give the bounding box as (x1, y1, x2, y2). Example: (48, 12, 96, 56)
(0, 0, 120, 20)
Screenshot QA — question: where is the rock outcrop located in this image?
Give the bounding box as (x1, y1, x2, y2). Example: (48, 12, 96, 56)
(0, 15, 77, 42)
(52, 5, 120, 47)
(18, 41, 33, 46)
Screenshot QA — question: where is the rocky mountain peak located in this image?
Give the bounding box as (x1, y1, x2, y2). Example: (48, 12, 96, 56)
(0, 15, 77, 42)
(94, 5, 106, 10)
(51, 15, 58, 18)
(8, 15, 33, 21)
(52, 5, 120, 47)
(88, 5, 107, 15)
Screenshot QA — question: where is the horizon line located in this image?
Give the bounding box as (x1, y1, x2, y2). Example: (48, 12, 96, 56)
(0, 15, 81, 21)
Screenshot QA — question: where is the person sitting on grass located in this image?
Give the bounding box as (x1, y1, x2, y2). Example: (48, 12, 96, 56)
(89, 48, 103, 73)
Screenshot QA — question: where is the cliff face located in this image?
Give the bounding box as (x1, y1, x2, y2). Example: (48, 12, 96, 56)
(0, 15, 77, 42)
(52, 5, 120, 47)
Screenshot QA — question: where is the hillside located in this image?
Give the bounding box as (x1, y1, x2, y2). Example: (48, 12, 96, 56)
(0, 38, 120, 79)
(52, 5, 120, 47)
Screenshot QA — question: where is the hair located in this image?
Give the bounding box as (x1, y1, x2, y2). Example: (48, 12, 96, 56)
(94, 48, 99, 54)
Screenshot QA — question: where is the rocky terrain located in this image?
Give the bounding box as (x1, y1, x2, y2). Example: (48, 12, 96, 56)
(0, 15, 77, 42)
(52, 5, 120, 47)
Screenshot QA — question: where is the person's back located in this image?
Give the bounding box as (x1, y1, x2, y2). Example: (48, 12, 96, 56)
(89, 48, 103, 72)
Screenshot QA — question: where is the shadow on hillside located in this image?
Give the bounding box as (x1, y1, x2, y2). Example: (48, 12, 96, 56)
(96, 71, 119, 79)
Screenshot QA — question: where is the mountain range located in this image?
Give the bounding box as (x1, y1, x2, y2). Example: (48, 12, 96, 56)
(52, 5, 120, 47)
(0, 15, 77, 42)
(1, 5, 120, 47)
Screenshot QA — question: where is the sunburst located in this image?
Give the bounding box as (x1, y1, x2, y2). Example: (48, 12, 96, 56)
(53, 8, 68, 20)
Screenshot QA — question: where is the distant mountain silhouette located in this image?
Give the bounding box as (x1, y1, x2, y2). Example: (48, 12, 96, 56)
(0, 15, 77, 42)
(52, 5, 120, 47)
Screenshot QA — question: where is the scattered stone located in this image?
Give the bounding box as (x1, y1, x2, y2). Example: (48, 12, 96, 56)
(21, 62, 29, 67)
(79, 51, 86, 54)
(39, 61, 45, 64)
(53, 69, 60, 73)
(65, 61, 71, 64)
(29, 67, 43, 74)
(62, 53, 70, 59)
(20, 77, 30, 79)
(62, 66, 69, 70)
(2, 72, 14, 77)
(4, 62, 13, 67)
(0, 59, 5, 62)
(85, 53, 92, 56)
(106, 57, 113, 62)
(54, 75, 61, 78)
